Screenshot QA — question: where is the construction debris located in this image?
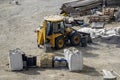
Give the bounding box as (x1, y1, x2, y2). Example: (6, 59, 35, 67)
(114, 9, 120, 22)
(88, 15, 111, 22)
(78, 27, 120, 38)
(102, 8, 115, 17)
(93, 36, 120, 46)
(106, 0, 120, 6)
(60, 0, 120, 17)
(89, 7, 119, 23)
(102, 69, 117, 80)
(60, 0, 103, 16)
(112, 70, 120, 77)
(91, 22, 105, 28)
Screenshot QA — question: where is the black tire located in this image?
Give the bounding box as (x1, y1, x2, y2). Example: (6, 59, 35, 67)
(55, 36, 64, 49)
(70, 33, 80, 46)
(38, 45, 40, 48)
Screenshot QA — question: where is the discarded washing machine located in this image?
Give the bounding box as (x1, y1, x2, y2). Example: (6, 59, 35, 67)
(64, 47, 83, 71)
(9, 49, 23, 71)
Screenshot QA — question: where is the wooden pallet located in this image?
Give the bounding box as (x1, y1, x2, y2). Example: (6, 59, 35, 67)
(88, 15, 111, 22)
(102, 8, 115, 17)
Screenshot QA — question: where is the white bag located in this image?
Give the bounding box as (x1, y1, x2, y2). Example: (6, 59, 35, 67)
(64, 47, 83, 71)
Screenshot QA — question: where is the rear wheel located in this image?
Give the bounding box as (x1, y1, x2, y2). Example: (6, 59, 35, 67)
(70, 33, 80, 46)
(55, 36, 64, 49)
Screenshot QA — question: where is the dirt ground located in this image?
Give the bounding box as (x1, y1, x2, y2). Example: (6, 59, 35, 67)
(0, 0, 120, 80)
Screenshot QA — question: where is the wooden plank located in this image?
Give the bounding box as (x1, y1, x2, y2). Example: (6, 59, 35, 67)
(88, 15, 111, 22)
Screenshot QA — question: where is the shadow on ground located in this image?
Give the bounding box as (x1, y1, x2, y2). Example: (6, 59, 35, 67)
(72, 65, 102, 76)
(10, 65, 102, 77)
(76, 45, 99, 58)
(11, 67, 44, 75)
(45, 42, 100, 58)
(12, 67, 68, 75)
(93, 36, 120, 48)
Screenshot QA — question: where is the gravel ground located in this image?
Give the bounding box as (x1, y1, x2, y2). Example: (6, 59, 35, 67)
(0, 0, 120, 80)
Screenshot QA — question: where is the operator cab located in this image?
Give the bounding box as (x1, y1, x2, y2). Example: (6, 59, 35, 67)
(44, 15, 65, 36)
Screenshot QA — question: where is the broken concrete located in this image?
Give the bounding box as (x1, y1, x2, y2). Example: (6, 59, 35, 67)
(78, 27, 120, 38)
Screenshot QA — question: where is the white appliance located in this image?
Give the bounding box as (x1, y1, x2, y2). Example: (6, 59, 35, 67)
(9, 50, 23, 71)
(64, 47, 83, 71)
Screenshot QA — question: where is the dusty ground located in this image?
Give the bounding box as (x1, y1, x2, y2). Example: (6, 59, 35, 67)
(0, 0, 120, 80)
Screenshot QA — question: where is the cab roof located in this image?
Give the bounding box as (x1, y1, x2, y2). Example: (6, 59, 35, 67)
(44, 15, 64, 22)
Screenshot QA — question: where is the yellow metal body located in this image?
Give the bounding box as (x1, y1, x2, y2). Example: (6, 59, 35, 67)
(61, 12, 68, 16)
(36, 15, 66, 48)
(37, 21, 46, 45)
(46, 33, 62, 47)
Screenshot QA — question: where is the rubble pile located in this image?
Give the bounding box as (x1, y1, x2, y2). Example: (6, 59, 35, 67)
(78, 26, 120, 46)
(94, 36, 120, 44)
(78, 27, 120, 38)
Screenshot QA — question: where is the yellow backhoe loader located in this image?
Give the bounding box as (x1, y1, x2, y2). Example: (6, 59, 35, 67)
(36, 15, 81, 49)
